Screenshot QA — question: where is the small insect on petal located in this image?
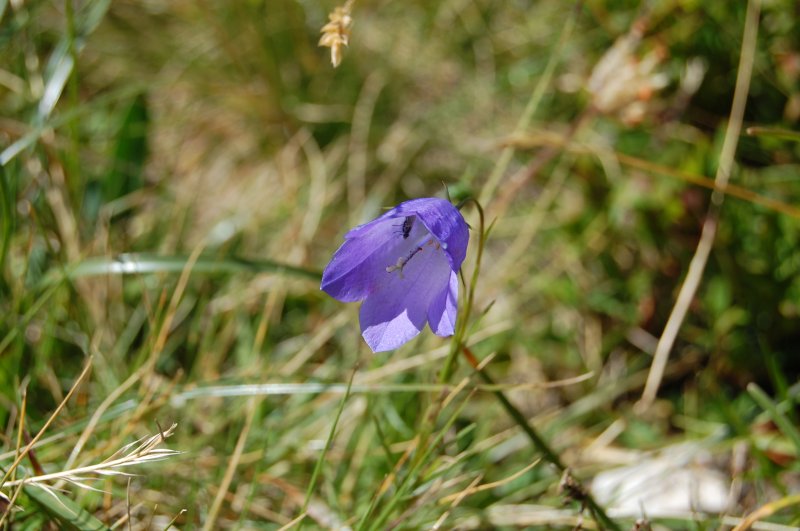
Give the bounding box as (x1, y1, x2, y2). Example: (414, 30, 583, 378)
(399, 216, 414, 239)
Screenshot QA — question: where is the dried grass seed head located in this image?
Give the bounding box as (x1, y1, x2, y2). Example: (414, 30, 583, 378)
(319, 0, 354, 67)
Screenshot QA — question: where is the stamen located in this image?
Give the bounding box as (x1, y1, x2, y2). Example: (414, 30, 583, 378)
(385, 239, 439, 279)
(386, 246, 423, 279)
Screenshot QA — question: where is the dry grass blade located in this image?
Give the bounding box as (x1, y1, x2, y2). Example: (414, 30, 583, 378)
(431, 474, 483, 530)
(0, 484, 23, 527)
(478, 0, 580, 207)
(731, 494, 800, 531)
(505, 132, 800, 220)
(277, 512, 307, 531)
(64, 245, 203, 472)
(637, 0, 761, 412)
(202, 400, 257, 531)
(0, 358, 93, 489)
(1, 424, 178, 490)
(438, 459, 541, 505)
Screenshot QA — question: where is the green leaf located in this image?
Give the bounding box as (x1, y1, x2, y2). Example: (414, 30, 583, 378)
(24, 485, 110, 531)
(748, 383, 800, 458)
(746, 126, 800, 143)
(104, 93, 148, 202)
(41, 253, 322, 285)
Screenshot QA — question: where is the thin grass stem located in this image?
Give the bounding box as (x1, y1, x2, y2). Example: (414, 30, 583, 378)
(298, 367, 356, 530)
(0, 359, 93, 489)
(461, 346, 621, 531)
(203, 400, 258, 531)
(638, 0, 761, 412)
(479, 0, 582, 205)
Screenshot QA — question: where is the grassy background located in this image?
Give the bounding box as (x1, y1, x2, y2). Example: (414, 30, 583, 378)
(2, 0, 800, 529)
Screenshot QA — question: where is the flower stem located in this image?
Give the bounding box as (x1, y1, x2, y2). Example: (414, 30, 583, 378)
(438, 199, 486, 385)
(412, 200, 486, 469)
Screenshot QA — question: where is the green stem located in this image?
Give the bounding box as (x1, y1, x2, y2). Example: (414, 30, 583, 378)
(748, 383, 800, 458)
(408, 199, 486, 483)
(298, 369, 356, 530)
(465, 348, 621, 531)
(439, 199, 486, 384)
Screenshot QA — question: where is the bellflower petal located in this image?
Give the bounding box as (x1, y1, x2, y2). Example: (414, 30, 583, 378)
(321, 197, 469, 352)
(427, 270, 459, 337)
(359, 241, 451, 351)
(394, 198, 469, 270)
(319, 219, 400, 302)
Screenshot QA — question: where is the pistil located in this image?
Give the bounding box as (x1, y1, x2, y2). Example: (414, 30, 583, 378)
(386, 238, 439, 279)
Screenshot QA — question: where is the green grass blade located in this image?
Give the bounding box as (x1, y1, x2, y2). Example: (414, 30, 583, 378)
(1, 83, 144, 167)
(362, 391, 473, 531)
(746, 126, 800, 142)
(104, 93, 148, 202)
(0, 163, 11, 287)
(748, 382, 800, 457)
(1, 0, 112, 165)
(24, 484, 111, 531)
(38, 0, 111, 120)
(0, 282, 61, 356)
(0, 128, 43, 166)
(42, 253, 322, 284)
(467, 351, 621, 531)
(299, 369, 356, 528)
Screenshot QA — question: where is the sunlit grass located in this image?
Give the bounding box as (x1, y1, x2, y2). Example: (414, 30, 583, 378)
(2, 0, 800, 529)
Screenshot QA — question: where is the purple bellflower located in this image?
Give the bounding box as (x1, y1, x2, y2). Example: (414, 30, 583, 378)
(321, 198, 469, 352)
